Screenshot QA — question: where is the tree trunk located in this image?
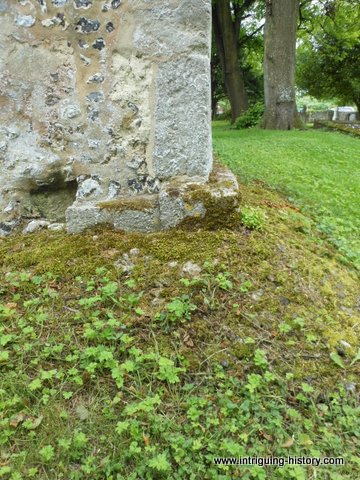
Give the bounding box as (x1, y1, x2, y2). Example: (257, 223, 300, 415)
(213, 0, 248, 124)
(354, 100, 360, 117)
(211, 92, 218, 120)
(263, 0, 301, 130)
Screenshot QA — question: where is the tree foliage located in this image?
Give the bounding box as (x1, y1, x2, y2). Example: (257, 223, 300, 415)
(211, 0, 359, 126)
(297, 0, 360, 111)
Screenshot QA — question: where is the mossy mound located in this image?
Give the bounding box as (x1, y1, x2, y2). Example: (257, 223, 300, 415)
(1, 180, 358, 382)
(0, 179, 359, 479)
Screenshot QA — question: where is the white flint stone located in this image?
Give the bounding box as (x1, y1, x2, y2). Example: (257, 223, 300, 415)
(52, 0, 68, 6)
(77, 179, 102, 198)
(88, 139, 100, 149)
(4, 202, 15, 214)
(15, 15, 35, 27)
(80, 54, 91, 65)
(87, 73, 105, 84)
(41, 19, 55, 27)
(107, 181, 121, 199)
(23, 220, 50, 233)
(60, 104, 81, 119)
(0, 0, 8, 12)
(48, 223, 65, 231)
(114, 254, 135, 273)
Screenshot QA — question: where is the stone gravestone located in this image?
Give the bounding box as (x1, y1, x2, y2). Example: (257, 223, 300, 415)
(0, 0, 238, 235)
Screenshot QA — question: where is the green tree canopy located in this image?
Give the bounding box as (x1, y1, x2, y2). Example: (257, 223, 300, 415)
(297, 0, 360, 111)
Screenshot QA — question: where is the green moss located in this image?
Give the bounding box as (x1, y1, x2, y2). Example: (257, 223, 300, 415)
(180, 187, 241, 230)
(0, 226, 227, 277)
(30, 185, 77, 222)
(161, 163, 241, 230)
(97, 195, 158, 212)
(0, 179, 358, 388)
(314, 120, 360, 137)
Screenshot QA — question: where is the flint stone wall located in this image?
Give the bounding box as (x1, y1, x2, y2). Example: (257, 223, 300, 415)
(0, 0, 219, 233)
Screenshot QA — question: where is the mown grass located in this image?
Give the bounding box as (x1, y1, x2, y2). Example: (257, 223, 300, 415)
(213, 122, 360, 269)
(0, 181, 359, 479)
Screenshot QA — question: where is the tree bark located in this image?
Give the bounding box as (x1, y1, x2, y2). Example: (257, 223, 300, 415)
(212, 0, 248, 123)
(211, 89, 218, 120)
(263, 0, 301, 130)
(354, 100, 360, 117)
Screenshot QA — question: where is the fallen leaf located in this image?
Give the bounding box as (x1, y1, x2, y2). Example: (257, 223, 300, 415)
(5, 303, 17, 309)
(330, 351, 345, 369)
(260, 431, 273, 441)
(9, 412, 26, 428)
(183, 334, 194, 347)
(143, 433, 151, 446)
(75, 405, 89, 421)
(281, 436, 294, 448)
(26, 415, 43, 430)
(102, 249, 119, 259)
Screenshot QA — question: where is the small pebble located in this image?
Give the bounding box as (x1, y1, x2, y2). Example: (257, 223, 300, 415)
(336, 347, 346, 357)
(221, 360, 229, 368)
(23, 220, 49, 234)
(345, 382, 356, 393)
(182, 261, 202, 278)
(48, 223, 65, 231)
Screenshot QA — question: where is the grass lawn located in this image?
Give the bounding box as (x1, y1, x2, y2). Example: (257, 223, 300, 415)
(213, 122, 360, 269)
(0, 181, 359, 479)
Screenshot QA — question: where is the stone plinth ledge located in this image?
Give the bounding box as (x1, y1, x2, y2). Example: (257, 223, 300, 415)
(65, 164, 240, 233)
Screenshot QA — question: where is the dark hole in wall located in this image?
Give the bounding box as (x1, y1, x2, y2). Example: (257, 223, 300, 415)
(30, 179, 78, 223)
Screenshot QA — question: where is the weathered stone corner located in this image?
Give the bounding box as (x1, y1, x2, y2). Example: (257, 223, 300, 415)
(65, 164, 240, 233)
(0, 0, 239, 235)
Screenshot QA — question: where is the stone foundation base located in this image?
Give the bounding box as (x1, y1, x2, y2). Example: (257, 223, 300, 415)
(66, 165, 240, 233)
